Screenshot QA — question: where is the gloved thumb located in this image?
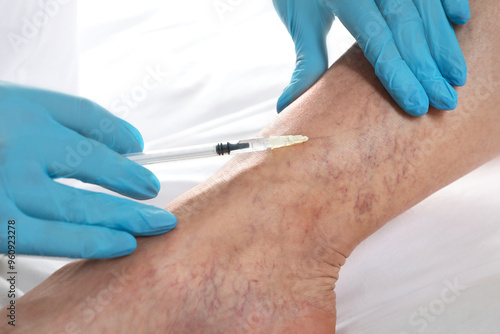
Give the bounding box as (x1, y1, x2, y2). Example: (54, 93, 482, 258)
(273, 0, 333, 113)
(277, 33, 330, 113)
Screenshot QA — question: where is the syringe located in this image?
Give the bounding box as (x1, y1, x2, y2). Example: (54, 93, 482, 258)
(125, 135, 308, 166)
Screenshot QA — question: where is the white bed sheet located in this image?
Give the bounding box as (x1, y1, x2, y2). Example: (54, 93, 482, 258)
(0, 1, 499, 332)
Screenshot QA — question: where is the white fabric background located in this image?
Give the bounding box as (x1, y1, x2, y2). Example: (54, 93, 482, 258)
(0, 1, 499, 333)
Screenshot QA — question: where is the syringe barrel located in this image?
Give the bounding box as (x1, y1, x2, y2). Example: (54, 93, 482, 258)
(125, 143, 219, 165)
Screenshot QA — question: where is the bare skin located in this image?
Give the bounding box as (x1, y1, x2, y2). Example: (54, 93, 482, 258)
(2, 0, 500, 333)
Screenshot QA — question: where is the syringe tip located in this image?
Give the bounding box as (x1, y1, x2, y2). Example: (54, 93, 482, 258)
(269, 135, 309, 150)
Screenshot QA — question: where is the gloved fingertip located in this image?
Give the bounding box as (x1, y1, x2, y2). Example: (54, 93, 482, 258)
(149, 172, 161, 194)
(406, 106, 429, 117)
(277, 92, 293, 113)
(86, 232, 137, 259)
(153, 209, 178, 230)
(440, 85, 458, 111)
(277, 55, 328, 113)
(276, 76, 311, 113)
(429, 80, 458, 111)
(446, 65, 467, 87)
(120, 121, 145, 153)
(134, 169, 161, 200)
(134, 207, 178, 236)
(403, 91, 429, 117)
(449, 8, 471, 25)
(111, 159, 162, 200)
(452, 14, 471, 25)
(107, 235, 137, 258)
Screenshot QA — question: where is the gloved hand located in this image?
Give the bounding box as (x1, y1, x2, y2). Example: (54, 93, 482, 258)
(273, 0, 470, 116)
(0, 82, 177, 259)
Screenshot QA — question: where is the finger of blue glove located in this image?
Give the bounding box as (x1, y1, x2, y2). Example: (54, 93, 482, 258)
(274, 0, 334, 112)
(16, 215, 138, 259)
(37, 129, 161, 199)
(333, 0, 429, 116)
(413, 0, 467, 86)
(13, 178, 177, 236)
(277, 38, 330, 113)
(12, 83, 144, 154)
(376, 0, 458, 110)
(441, 0, 471, 25)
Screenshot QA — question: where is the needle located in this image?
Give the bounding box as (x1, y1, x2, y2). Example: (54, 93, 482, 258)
(308, 135, 334, 139)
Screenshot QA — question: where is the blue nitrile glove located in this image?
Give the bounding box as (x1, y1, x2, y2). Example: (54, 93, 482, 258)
(0, 82, 177, 259)
(273, 0, 470, 116)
